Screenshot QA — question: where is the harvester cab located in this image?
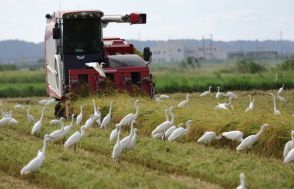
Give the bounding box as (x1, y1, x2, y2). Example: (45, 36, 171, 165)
(44, 10, 154, 116)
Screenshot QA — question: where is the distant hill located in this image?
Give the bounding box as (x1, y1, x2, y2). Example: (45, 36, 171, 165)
(1, 39, 294, 65)
(0, 40, 44, 64)
(129, 39, 294, 54)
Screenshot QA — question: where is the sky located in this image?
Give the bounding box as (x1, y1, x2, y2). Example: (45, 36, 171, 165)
(0, 0, 294, 43)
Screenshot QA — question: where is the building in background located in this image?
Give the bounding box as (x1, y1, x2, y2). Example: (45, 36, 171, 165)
(151, 40, 226, 63)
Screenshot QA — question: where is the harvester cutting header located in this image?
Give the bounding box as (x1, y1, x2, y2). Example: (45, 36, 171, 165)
(44, 10, 154, 107)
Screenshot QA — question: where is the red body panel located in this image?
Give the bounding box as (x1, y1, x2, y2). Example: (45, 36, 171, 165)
(69, 67, 153, 96)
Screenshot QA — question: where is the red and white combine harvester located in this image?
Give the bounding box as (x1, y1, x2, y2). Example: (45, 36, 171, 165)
(44, 10, 154, 116)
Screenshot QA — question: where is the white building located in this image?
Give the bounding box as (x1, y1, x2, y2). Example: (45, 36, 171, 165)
(151, 41, 227, 63)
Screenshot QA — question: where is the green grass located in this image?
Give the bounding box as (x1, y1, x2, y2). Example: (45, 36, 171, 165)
(0, 61, 294, 97)
(0, 92, 293, 188)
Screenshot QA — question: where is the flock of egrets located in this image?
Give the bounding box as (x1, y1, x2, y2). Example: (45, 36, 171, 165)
(0, 83, 293, 189)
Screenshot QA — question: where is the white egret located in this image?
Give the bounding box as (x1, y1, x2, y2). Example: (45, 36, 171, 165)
(26, 106, 35, 124)
(64, 126, 86, 149)
(164, 125, 178, 140)
(38, 97, 52, 105)
(177, 94, 190, 108)
(215, 102, 229, 110)
(45, 98, 57, 106)
(159, 94, 170, 99)
(60, 114, 75, 138)
(86, 62, 106, 78)
(14, 104, 25, 110)
(110, 100, 139, 141)
(50, 118, 61, 126)
(9, 116, 18, 126)
(283, 148, 294, 163)
(0, 115, 10, 127)
(278, 84, 284, 94)
(152, 132, 165, 139)
(224, 91, 237, 99)
(100, 101, 113, 129)
(277, 93, 286, 102)
(20, 134, 51, 175)
(151, 108, 174, 136)
(129, 128, 138, 149)
(245, 94, 254, 112)
(222, 131, 244, 143)
(112, 126, 122, 162)
(197, 131, 222, 144)
(154, 94, 170, 102)
(117, 100, 140, 128)
(31, 108, 46, 135)
(168, 120, 192, 141)
(109, 126, 119, 142)
(200, 86, 212, 97)
(76, 105, 84, 126)
(120, 120, 136, 150)
(236, 172, 246, 189)
(236, 124, 269, 151)
(84, 114, 99, 129)
(269, 93, 281, 115)
(215, 97, 232, 110)
(93, 99, 101, 126)
(48, 117, 65, 141)
(215, 87, 224, 99)
(283, 130, 294, 158)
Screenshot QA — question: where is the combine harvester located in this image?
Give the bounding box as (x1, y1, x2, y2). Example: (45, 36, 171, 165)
(44, 10, 154, 116)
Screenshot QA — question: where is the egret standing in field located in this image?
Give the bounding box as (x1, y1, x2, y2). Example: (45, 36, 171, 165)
(129, 128, 138, 149)
(197, 131, 222, 144)
(283, 130, 294, 158)
(26, 106, 35, 125)
(59, 114, 75, 138)
(110, 100, 140, 141)
(236, 172, 246, 189)
(269, 93, 281, 115)
(64, 126, 86, 149)
(284, 148, 294, 163)
(50, 118, 62, 126)
(154, 94, 170, 102)
(200, 86, 212, 97)
(8, 112, 18, 126)
(31, 108, 46, 135)
(112, 126, 122, 162)
(48, 117, 65, 141)
(215, 86, 224, 99)
(84, 114, 99, 129)
(163, 124, 179, 140)
(245, 94, 254, 112)
(100, 101, 113, 129)
(120, 120, 136, 150)
(215, 97, 232, 110)
(117, 100, 140, 127)
(278, 84, 284, 94)
(222, 130, 244, 143)
(39, 97, 53, 105)
(76, 105, 84, 126)
(168, 120, 192, 141)
(14, 104, 25, 110)
(224, 91, 237, 99)
(20, 134, 52, 175)
(236, 124, 269, 151)
(93, 99, 101, 126)
(177, 94, 190, 108)
(44, 98, 57, 106)
(151, 107, 174, 136)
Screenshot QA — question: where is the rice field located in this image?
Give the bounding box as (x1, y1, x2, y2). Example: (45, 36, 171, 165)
(0, 90, 293, 189)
